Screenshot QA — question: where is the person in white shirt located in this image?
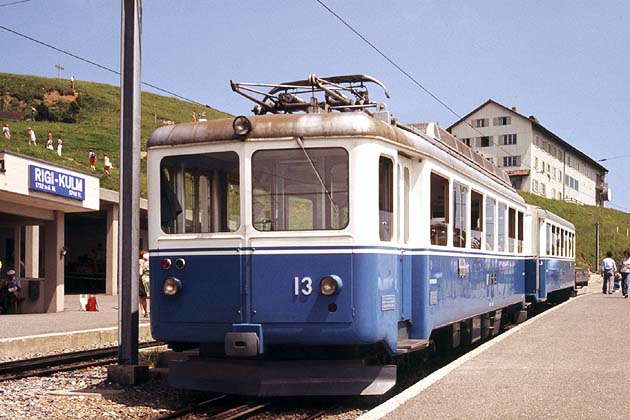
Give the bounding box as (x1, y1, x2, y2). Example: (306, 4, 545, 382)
(620, 250, 630, 298)
(602, 251, 617, 294)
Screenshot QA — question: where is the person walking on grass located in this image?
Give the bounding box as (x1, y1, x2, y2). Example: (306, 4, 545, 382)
(27, 127, 36, 145)
(103, 154, 112, 176)
(56, 136, 63, 156)
(602, 251, 617, 295)
(2, 123, 10, 139)
(88, 149, 97, 172)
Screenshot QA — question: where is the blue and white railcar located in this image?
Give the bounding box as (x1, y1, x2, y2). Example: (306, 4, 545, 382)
(524, 205, 576, 302)
(146, 75, 530, 396)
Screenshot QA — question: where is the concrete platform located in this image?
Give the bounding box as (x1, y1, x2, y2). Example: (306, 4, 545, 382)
(361, 274, 630, 420)
(0, 294, 152, 359)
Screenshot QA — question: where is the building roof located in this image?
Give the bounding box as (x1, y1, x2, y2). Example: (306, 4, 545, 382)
(447, 99, 608, 174)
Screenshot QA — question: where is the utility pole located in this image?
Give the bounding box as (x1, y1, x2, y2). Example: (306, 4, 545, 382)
(595, 222, 600, 273)
(107, 0, 146, 386)
(54, 64, 64, 78)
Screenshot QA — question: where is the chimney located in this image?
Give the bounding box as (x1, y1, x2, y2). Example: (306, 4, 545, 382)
(511, 106, 517, 112)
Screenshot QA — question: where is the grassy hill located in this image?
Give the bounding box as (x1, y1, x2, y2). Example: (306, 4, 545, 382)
(520, 192, 630, 270)
(0, 72, 230, 195)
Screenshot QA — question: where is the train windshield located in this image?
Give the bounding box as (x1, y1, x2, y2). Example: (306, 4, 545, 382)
(251, 147, 348, 231)
(160, 152, 240, 234)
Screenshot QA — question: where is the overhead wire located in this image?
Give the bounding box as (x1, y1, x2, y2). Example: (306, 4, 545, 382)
(0, 24, 211, 109)
(315, 0, 613, 208)
(0, 0, 32, 7)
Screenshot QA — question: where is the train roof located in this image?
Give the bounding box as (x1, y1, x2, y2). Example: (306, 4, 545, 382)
(148, 112, 515, 190)
(526, 204, 575, 230)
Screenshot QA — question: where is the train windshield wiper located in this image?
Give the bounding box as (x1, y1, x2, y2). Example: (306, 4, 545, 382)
(295, 136, 339, 212)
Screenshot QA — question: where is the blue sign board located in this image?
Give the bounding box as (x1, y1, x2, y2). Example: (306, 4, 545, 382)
(29, 165, 85, 201)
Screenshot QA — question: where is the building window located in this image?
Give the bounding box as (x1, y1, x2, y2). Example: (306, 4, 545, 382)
(502, 134, 517, 145)
(533, 180, 539, 192)
(541, 183, 546, 196)
(503, 156, 520, 167)
(534, 157, 539, 170)
(461, 138, 471, 147)
(494, 116, 511, 126)
(565, 175, 580, 191)
(479, 136, 491, 147)
(474, 118, 489, 128)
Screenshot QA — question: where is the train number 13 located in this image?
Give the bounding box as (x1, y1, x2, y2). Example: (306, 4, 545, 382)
(294, 276, 313, 296)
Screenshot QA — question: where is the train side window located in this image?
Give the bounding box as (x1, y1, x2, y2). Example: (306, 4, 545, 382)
(497, 203, 506, 252)
(379, 156, 394, 241)
(160, 152, 240, 234)
(545, 223, 552, 256)
(508, 208, 516, 253)
(485, 197, 496, 251)
(470, 190, 482, 249)
(453, 182, 468, 248)
(430, 173, 449, 246)
(517, 211, 524, 253)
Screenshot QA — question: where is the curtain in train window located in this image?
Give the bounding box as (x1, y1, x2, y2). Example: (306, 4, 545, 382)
(430, 173, 449, 246)
(497, 203, 506, 252)
(251, 148, 349, 231)
(470, 190, 483, 249)
(453, 182, 468, 248)
(378, 156, 394, 241)
(485, 197, 496, 251)
(160, 152, 240, 234)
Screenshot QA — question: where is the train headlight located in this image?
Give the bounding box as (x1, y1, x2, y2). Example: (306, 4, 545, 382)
(320, 275, 343, 296)
(163, 277, 182, 296)
(175, 258, 186, 270)
(161, 258, 172, 270)
(233, 116, 252, 137)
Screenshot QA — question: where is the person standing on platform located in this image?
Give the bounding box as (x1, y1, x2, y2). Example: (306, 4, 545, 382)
(138, 250, 150, 317)
(0, 269, 21, 314)
(602, 251, 617, 294)
(620, 250, 630, 298)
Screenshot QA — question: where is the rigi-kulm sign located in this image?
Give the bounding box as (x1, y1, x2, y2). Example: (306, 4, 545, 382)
(28, 165, 85, 201)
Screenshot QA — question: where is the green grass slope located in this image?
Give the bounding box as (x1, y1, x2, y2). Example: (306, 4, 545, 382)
(520, 192, 630, 270)
(0, 72, 231, 195)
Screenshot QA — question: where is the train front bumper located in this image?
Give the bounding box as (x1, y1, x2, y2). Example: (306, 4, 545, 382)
(168, 356, 396, 396)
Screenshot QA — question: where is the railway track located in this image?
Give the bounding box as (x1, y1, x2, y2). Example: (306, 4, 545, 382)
(0, 341, 162, 381)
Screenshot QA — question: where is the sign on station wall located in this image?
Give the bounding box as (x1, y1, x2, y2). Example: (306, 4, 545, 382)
(28, 164, 86, 201)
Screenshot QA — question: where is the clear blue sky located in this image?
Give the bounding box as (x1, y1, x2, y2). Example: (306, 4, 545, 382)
(2, 1, 629, 211)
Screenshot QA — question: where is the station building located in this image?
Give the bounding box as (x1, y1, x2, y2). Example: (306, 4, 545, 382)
(0, 150, 147, 313)
(448, 99, 609, 206)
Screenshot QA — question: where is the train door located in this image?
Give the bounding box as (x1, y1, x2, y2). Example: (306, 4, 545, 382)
(398, 157, 413, 320)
